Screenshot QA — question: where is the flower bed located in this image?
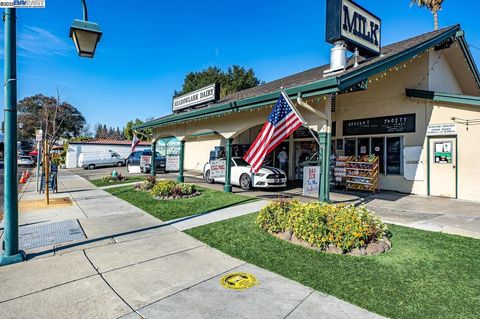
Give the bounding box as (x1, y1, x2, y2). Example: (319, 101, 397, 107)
(256, 200, 391, 256)
(135, 177, 200, 200)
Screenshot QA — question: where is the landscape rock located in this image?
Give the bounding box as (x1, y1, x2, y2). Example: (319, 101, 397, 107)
(348, 248, 367, 256)
(378, 238, 392, 250)
(283, 230, 293, 241)
(326, 244, 343, 254)
(366, 242, 385, 255)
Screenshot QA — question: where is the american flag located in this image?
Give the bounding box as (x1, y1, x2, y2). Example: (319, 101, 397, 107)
(131, 135, 141, 152)
(243, 92, 304, 172)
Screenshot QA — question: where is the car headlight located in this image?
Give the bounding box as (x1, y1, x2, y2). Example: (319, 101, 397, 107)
(254, 173, 265, 177)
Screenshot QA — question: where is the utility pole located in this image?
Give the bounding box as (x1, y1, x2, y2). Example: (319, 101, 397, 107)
(0, 8, 26, 266)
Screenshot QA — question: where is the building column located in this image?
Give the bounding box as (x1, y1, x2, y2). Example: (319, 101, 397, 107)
(224, 138, 233, 192)
(150, 140, 156, 177)
(318, 131, 331, 202)
(177, 140, 185, 183)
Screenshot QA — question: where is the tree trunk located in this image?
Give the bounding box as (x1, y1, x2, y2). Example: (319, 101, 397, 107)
(433, 10, 439, 31)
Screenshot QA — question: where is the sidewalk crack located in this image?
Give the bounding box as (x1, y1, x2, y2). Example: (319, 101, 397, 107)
(283, 290, 314, 319)
(82, 250, 144, 318)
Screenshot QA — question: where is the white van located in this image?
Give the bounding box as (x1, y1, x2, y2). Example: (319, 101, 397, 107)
(78, 151, 125, 170)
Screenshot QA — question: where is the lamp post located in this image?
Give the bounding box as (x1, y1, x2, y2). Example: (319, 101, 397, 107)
(0, 1, 102, 267)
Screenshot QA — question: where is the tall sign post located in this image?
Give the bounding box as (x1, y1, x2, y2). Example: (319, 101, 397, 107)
(0, 8, 25, 266)
(35, 129, 43, 192)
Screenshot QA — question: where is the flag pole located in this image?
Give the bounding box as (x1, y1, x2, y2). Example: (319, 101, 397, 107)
(280, 88, 321, 146)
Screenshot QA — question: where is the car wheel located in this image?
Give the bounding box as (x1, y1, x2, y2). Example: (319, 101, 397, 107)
(240, 174, 252, 190)
(205, 170, 214, 184)
(88, 164, 96, 170)
(116, 161, 124, 167)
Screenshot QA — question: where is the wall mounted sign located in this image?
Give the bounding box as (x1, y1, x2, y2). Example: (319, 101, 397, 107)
(35, 129, 43, 141)
(427, 123, 457, 136)
(210, 159, 226, 179)
(326, 0, 381, 57)
(343, 114, 416, 136)
(172, 83, 219, 112)
(434, 142, 453, 164)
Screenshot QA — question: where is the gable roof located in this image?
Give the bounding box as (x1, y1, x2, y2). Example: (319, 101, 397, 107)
(137, 25, 479, 130)
(70, 139, 150, 146)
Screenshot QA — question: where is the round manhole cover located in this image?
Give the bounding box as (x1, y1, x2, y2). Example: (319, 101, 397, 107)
(220, 272, 258, 290)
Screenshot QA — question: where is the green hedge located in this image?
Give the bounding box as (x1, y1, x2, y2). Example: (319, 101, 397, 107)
(256, 200, 389, 252)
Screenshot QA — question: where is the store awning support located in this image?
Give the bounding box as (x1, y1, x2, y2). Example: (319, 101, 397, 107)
(297, 93, 332, 203)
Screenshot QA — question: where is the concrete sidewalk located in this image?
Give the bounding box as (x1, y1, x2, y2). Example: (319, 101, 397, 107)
(0, 171, 384, 319)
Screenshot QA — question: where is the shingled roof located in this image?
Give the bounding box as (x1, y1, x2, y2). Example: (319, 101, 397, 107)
(137, 25, 478, 130)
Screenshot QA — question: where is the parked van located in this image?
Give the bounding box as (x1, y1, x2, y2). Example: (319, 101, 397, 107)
(78, 151, 125, 170)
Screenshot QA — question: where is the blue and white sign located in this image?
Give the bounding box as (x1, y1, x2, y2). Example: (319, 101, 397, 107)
(326, 0, 381, 57)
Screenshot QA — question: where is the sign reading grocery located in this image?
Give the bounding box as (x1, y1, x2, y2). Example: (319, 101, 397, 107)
(343, 114, 416, 136)
(172, 83, 219, 111)
(427, 123, 457, 136)
(326, 0, 381, 57)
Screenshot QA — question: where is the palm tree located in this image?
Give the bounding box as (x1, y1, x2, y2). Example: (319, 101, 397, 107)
(411, 0, 444, 31)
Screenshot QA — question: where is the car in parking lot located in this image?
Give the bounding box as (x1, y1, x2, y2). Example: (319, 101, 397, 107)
(203, 157, 287, 190)
(18, 155, 35, 167)
(126, 150, 166, 174)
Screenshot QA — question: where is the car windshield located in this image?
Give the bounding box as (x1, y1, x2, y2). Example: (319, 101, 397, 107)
(233, 158, 250, 166)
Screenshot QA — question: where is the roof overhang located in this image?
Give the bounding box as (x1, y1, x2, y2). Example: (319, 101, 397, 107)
(136, 25, 479, 131)
(406, 89, 480, 107)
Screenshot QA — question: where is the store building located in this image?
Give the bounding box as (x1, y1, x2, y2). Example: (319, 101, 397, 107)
(136, 23, 480, 201)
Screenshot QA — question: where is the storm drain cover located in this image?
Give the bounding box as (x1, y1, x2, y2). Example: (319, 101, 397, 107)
(18, 219, 85, 250)
(220, 272, 258, 290)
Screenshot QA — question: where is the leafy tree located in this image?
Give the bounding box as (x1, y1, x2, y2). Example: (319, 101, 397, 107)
(17, 94, 86, 148)
(124, 118, 150, 141)
(410, 0, 444, 30)
(174, 65, 263, 98)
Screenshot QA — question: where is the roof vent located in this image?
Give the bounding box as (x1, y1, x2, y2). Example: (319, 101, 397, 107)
(323, 40, 347, 76)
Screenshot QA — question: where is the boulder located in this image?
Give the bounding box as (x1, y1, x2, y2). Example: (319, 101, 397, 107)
(366, 242, 385, 255)
(378, 238, 392, 251)
(348, 248, 367, 256)
(283, 230, 293, 241)
(326, 244, 343, 254)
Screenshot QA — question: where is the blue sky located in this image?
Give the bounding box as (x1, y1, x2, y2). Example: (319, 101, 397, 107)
(1, 0, 480, 131)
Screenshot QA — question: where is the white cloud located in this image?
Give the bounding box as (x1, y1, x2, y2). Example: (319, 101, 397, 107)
(17, 25, 71, 58)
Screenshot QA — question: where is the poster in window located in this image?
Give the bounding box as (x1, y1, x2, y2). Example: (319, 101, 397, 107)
(434, 142, 452, 164)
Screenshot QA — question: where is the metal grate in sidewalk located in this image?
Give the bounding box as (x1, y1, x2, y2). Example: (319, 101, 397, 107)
(17, 219, 86, 250)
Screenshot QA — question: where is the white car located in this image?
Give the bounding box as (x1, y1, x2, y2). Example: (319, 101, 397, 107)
(203, 157, 287, 190)
(18, 156, 35, 167)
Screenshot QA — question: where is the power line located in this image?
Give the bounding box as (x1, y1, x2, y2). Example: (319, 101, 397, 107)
(468, 42, 480, 52)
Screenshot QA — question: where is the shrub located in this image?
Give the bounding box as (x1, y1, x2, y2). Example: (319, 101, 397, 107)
(151, 180, 177, 197)
(150, 180, 198, 198)
(256, 200, 389, 253)
(135, 176, 157, 191)
(255, 199, 300, 233)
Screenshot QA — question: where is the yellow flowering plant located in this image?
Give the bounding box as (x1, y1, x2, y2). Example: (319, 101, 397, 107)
(256, 200, 389, 253)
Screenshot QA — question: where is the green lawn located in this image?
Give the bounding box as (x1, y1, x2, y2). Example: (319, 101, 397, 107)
(91, 176, 146, 187)
(186, 213, 480, 319)
(106, 185, 256, 221)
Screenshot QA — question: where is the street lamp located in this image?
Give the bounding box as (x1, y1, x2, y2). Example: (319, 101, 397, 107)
(69, 0, 102, 58)
(0, 1, 102, 267)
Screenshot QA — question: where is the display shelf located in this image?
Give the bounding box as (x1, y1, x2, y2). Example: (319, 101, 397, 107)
(345, 155, 379, 193)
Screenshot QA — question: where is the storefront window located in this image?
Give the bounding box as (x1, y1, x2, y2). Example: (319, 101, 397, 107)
(357, 138, 370, 156)
(345, 139, 356, 156)
(386, 137, 402, 175)
(371, 137, 385, 174)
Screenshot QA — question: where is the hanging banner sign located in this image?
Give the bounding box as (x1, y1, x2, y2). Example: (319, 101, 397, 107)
(166, 155, 179, 171)
(210, 159, 226, 179)
(173, 83, 220, 111)
(427, 123, 456, 136)
(343, 114, 416, 136)
(326, 0, 381, 57)
(303, 166, 320, 197)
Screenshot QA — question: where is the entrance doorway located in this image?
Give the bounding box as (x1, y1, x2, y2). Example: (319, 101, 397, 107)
(429, 136, 457, 198)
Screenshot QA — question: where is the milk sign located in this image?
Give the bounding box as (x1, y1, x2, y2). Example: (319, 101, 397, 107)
(326, 0, 381, 57)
